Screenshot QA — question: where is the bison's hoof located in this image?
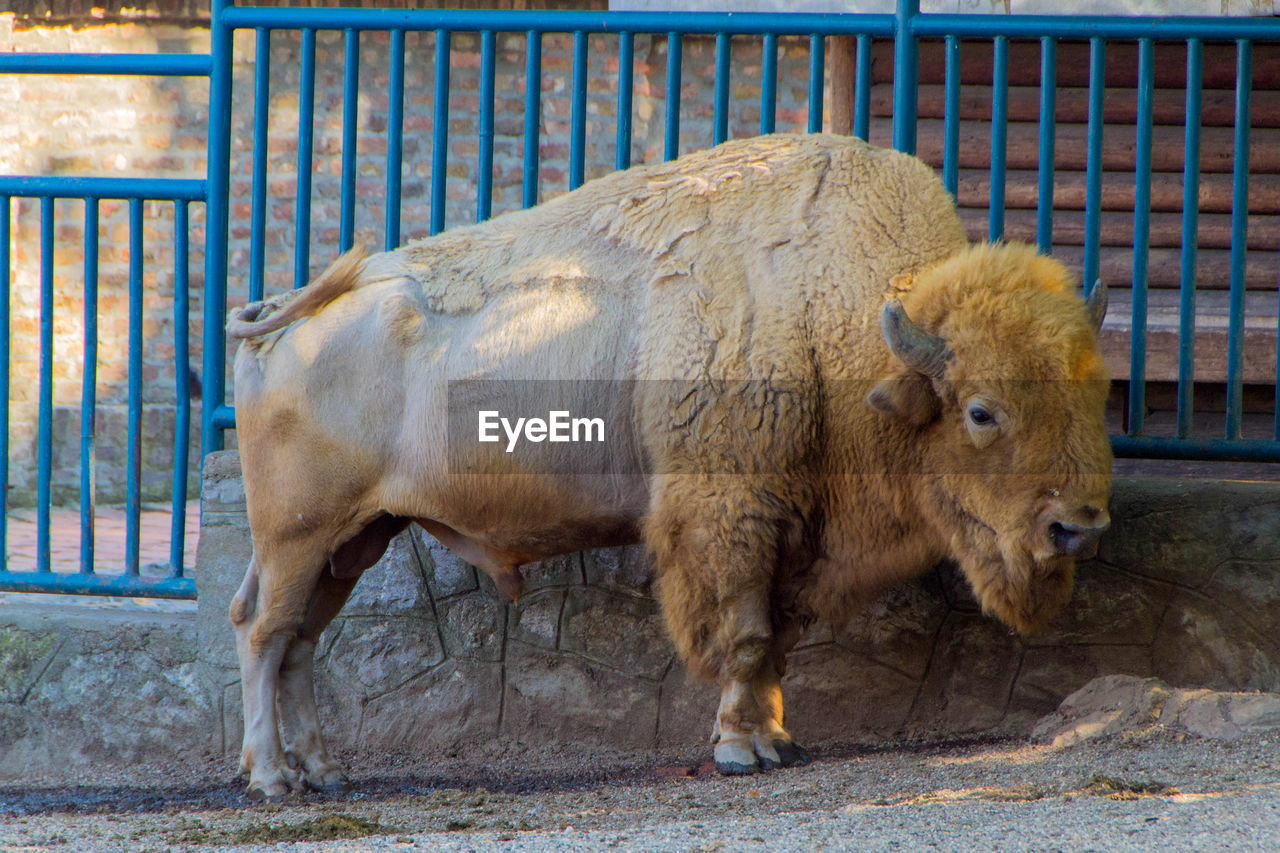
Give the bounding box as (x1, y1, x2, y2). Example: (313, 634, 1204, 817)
(713, 734, 811, 776)
(306, 771, 351, 793)
(773, 740, 811, 768)
(713, 738, 763, 775)
(715, 759, 762, 776)
(246, 766, 305, 803)
(246, 782, 292, 804)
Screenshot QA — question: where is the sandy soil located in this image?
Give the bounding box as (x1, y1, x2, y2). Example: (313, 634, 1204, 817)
(3, 730, 1279, 852)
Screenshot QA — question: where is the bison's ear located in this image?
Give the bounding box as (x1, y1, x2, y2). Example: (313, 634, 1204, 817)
(866, 371, 941, 426)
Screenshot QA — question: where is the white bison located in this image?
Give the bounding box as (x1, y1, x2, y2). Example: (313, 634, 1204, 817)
(227, 134, 1111, 798)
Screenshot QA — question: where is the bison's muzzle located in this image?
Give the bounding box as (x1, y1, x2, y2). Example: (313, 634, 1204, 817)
(1044, 508, 1110, 558)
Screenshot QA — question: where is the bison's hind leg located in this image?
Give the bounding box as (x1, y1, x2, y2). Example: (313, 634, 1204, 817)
(274, 515, 410, 793)
(274, 573, 358, 792)
(233, 511, 409, 800)
(229, 559, 261, 780)
(231, 540, 331, 801)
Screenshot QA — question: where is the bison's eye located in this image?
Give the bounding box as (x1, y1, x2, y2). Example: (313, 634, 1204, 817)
(964, 399, 1003, 449)
(967, 405, 994, 427)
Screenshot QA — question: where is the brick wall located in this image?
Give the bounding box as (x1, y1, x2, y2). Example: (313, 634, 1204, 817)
(6, 1, 609, 28)
(2, 14, 826, 506)
(2, 18, 213, 505)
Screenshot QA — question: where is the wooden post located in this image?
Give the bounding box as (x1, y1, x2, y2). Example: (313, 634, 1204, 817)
(830, 35, 857, 135)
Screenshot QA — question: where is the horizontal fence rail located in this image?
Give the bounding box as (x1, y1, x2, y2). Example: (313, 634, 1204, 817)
(5, 0, 1280, 597)
(0, 53, 213, 76)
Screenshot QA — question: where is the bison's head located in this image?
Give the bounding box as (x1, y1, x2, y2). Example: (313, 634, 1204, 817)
(867, 243, 1112, 635)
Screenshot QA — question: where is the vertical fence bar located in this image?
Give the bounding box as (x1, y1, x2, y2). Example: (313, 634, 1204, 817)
(1226, 38, 1252, 439)
(37, 197, 53, 573)
(0, 196, 8, 564)
(760, 33, 777, 135)
(892, 0, 919, 154)
(616, 31, 634, 170)
(294, 27, 316, 287)
(339, 28, 359, 251)
(1129, 38, 1154, 437)
(665, 32, 682, 161)
(523, 29, 542, 208)
(989, 36, 1009, 242)
(854, 33, 871, 141)
(126, 198, 143, 576)
(713, 32, 731, 145)
(1084, 38, 1105, 295)
(808, 34, 824, 133)
(430, 28, 450, 235)
(1178, 39, 1203, 440)
(570, 30, 588, 189)
(478, 29, 496, 219)
(943, 35, 960, 197)
(1036, 37, 1056, 255)
(80, 200, 99, 574)
(385, 28, 406, 249)
(249, 27, 270, 303)
(170, 202, 190, 576)
(201, 0, 233, 457)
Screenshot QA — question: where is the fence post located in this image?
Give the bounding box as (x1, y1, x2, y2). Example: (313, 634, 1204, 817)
(201, 0, 234, 459)
(891, 0, 919, 154)
(1226, 38, 1252, 439)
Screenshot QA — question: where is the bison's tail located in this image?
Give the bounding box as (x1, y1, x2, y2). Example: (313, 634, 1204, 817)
(226, 247, 369, 340)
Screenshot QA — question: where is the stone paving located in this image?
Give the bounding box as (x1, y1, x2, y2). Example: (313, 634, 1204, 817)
(4, 501, 200, 577)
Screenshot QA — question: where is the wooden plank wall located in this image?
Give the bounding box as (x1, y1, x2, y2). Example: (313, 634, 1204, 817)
(831, 37, 1280, 387)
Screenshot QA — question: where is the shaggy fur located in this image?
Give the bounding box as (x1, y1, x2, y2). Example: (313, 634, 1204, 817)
(228, 134, 1111, 795)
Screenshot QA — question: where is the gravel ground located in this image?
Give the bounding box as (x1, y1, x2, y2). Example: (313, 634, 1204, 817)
(3, 730, 1279, 852)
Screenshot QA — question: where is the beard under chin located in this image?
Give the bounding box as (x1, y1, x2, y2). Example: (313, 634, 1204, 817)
(960, 540, 1076, 636)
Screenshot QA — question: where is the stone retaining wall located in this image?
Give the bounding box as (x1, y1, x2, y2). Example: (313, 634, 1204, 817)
(0, 600, 207, 781)
(4, 455, 1278, 782)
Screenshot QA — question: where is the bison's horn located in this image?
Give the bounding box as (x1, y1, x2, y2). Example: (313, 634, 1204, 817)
(1085, 280, 1109, 334)
(881, 300, 952, 378)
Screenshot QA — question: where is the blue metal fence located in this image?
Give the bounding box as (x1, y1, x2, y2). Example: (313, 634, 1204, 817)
(0, 188, 203, 597)
(3, 0, 1280, 597)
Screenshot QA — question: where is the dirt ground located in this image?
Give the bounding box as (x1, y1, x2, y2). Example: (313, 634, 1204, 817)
(3, 730, 1279, 852)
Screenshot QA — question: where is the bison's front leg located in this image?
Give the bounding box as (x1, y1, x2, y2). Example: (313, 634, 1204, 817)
(649, 479, 811, 775)
(709, 622, 811, 774)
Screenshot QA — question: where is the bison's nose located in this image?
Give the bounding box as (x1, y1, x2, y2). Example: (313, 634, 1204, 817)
(1047, 510, 1110, 558)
